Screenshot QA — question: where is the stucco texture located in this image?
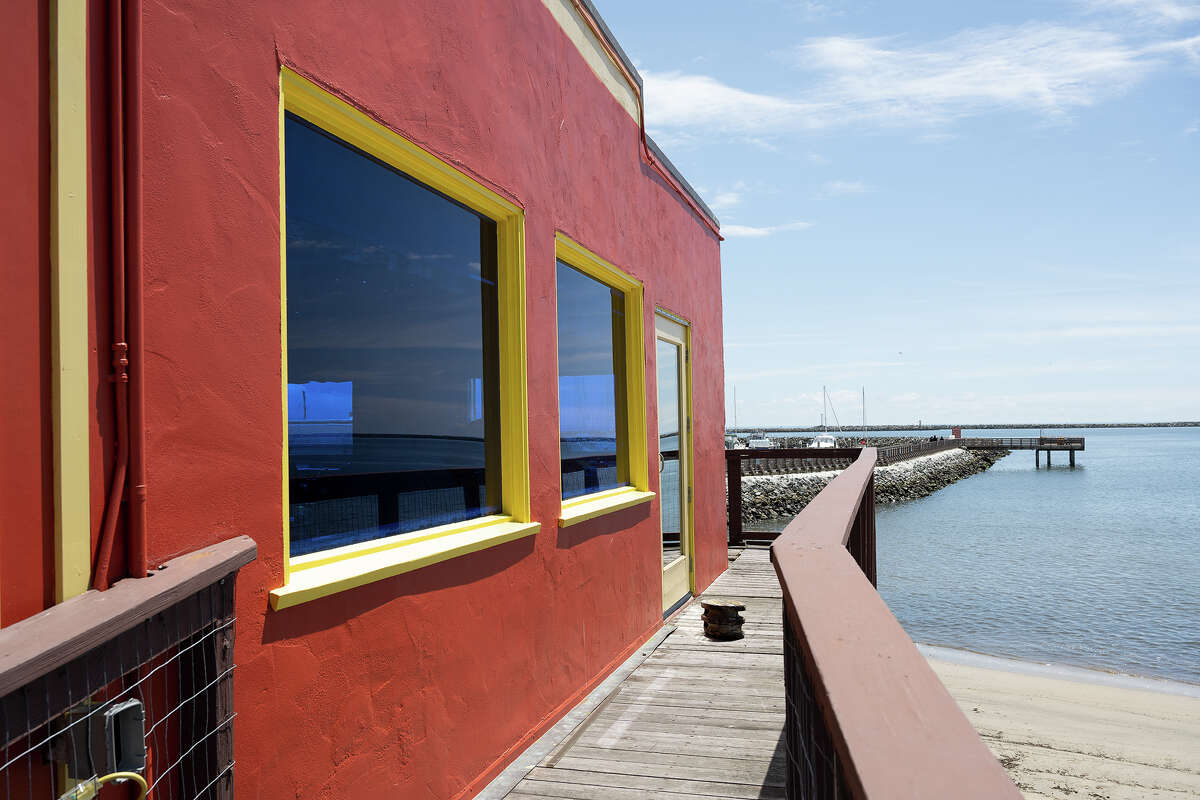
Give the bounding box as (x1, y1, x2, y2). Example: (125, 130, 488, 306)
(134, 0, 723, 797)
(0, 0, 53, 625)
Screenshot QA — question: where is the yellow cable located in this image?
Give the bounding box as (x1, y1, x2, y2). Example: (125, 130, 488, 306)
(95, 771, 148, 800)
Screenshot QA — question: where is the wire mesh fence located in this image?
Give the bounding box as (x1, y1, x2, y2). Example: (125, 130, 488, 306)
(1, 570, 240, 800)
(782, 611, 847, 800)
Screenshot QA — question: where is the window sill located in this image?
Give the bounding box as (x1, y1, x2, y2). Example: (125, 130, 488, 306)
(558, 487, 655, 528)
(270, 517, 541, 610)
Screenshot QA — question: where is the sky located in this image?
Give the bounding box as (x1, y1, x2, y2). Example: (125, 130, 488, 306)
(594, 0, 1200, 426)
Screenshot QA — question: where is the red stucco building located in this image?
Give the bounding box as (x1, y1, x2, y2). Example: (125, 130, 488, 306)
(1, 0, 725, 797)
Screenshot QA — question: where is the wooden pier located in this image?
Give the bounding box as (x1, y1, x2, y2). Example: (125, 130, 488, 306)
(960, 436, 1085, 468)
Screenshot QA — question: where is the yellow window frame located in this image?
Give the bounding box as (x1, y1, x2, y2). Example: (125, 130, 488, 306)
(270, 68, 537, 610)
(554, 233, 654, 527)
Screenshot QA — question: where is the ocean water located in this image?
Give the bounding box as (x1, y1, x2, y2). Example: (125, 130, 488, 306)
(868, 427, 1200, 684)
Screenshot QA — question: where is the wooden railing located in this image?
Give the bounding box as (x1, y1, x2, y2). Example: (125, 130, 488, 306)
(876, 437, 963, 465)
(0, 537, 256, 798)
(726, 442, 968, 544)
(964, 436, 1084, 450)
(726, 448, 864, 545)
(771, 449, 1020, 798)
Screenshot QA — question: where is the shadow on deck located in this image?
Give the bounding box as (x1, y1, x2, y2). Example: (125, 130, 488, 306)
(496, 549, 787, 800)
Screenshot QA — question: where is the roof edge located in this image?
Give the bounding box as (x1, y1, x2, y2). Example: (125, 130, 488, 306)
(645, 135, 721, 230)
(575, 0, 643, 90)
(573, 0, 719, 231)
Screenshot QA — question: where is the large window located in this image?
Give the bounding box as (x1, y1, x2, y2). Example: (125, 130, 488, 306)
(557, 261, 628, 499)
(272, 69, 534, 609)
(554, 235, 653, 526)
(285, 113, 502, 556)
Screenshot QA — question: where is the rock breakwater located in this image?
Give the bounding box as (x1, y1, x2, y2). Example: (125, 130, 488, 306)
(740, 447, 1008, 524)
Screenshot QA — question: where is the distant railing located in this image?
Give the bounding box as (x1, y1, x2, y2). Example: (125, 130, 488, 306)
(726, 442, 968, 544)
(771, 449, 1020, 798)
(875, 437, 963, 465)
(726, 448, 863, 545)
(963, 436, 1084, 450)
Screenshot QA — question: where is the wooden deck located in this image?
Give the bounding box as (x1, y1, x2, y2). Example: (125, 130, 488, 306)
(502, 548, 787, 800)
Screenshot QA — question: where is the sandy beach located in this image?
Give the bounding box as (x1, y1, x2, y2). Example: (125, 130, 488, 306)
(924, 646, 1200, 799)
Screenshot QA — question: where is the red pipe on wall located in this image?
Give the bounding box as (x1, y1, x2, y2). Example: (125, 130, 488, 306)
(93, 0, 129, 591)
(93, 0, 146, 589)
(124, 0, 147, 580)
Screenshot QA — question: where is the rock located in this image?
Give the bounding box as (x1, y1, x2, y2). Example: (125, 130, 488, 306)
(735, 447, 1010, 522)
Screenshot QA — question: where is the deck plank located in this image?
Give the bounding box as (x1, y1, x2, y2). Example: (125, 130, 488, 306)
(520, 767, 785, 799)
(503, 548, 786, 798)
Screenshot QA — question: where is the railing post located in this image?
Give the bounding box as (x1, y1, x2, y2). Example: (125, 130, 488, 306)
(861, 474, 877, 587)
(845, 473, 877, 587)
(727, 452, 744, 546)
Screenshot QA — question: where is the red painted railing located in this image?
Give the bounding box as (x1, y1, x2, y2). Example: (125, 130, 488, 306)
(771, 448, 1020, 798)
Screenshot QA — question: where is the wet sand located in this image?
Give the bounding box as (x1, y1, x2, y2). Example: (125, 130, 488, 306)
(924, 646, 1200, 799)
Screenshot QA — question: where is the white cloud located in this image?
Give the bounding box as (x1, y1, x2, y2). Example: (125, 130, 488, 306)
(1186, 120, 1199, 134)
(726, 360, 916, 382)
(710, 191, 742, 211)
(708, 182, 749, 212)
(722, 221, 813, 237)
(1143, 33, 1200, 59)
(1079, 0, 1200, 24)
(946, 361, 1122, 380)
(643, 23, 1197, 137)
(915, 131, 958, 144)
(983, 323, 1200, 343)
(643, 70, 817, 132)
(824, 179, 870, 195)
(792, 25, 1156, 121)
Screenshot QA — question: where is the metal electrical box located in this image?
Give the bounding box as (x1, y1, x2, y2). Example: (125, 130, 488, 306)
(49, 698, 146, 779)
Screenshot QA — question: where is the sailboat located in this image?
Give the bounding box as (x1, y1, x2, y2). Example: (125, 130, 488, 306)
(809, 386, 839, 448)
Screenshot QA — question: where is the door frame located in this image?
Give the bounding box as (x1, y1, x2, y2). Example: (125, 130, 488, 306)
(655, 310, 694, 614)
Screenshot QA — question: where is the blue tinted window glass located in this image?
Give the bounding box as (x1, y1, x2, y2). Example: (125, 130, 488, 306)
(556, 260, 628, 499)
(285, 113, 501, 557)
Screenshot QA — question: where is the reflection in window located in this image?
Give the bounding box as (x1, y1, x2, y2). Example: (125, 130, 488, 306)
(557, 260, 628, 499)
(285, 113, 501, 557)
(657, 339, 681, 550)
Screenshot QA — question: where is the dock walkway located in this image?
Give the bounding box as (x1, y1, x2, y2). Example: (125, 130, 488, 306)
(497, 548, 787, 800)
(490, 545, 1200, 800)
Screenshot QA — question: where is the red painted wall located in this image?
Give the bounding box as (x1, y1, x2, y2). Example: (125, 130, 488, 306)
(0, 0, 53, 626)
(0, 0, 725, 796)
(0, 0, 119, 624)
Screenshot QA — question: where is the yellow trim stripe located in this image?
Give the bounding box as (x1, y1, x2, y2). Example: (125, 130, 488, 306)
(275, 68, 533, 607)
(50, 0, 91, 602)
(499, 216, 532, 523)
(536, 0, 640, 123)
(684, 324, 695, 593)
(270, 521, 541, 610)
(290, 514, 516, 572)
(278, 72, 291, 583)
(559, 487, 654, 528)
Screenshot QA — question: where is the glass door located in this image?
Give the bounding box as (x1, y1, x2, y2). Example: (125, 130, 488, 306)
(656, 313, 691, 614)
